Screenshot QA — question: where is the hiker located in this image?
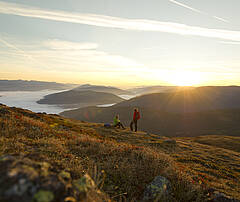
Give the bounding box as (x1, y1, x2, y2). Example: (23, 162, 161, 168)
(130, 108, 140, 132)
(113, 115, 125, 129)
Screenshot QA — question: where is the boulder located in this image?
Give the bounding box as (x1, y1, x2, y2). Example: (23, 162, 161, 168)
(163, 139, 177, 145)
(143, 176, 173, 201)
(210, 191, 240, 202)
(0, 155, 109, 202)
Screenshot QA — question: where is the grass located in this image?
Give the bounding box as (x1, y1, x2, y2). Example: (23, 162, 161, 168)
(0, 104, 240, 201)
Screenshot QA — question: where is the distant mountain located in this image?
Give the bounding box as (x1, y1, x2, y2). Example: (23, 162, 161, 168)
(61, 86, 240, 136)
(37, 90, 125, 108)
(0, 80, 77, 91)
(73, 84, 132, 95)
(116, 86, 240, 113)
(127, 86, 192, 95)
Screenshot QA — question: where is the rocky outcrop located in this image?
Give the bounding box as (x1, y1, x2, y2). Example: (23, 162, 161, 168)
(143, 176, 173, 202)
(208, 189, 240, 202)
(0, 155, 109, 202)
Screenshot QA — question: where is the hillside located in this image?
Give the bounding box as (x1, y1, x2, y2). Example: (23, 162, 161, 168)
(127, 86, 189, 95)
(116, 86, 240, 113)
(61, 86, 240, 136)
(73, 84, 132, 95)
(0, 104, 240, 201)
(37, 90, 125, 108)
(0, 80, 76, 91)
(60, 106, 240, 137)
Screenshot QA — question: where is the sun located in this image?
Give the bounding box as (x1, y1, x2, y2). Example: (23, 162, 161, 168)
(166, 71, 203, 86)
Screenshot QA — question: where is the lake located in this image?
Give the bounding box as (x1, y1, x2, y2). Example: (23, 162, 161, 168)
(0, 90, 71, 114)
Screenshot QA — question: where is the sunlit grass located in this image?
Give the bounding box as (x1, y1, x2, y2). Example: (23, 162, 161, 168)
(1, 104, 240, 201)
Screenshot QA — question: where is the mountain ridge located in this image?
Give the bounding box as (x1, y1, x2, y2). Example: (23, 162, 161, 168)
(0, 79, 77, 91)
(73, 84, 132, 95)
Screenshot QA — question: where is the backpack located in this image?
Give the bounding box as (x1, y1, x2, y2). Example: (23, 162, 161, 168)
(104, 123, 111, 128)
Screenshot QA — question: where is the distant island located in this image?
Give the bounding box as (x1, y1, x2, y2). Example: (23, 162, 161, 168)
(37, 90, 125, 108)
(0, 80, 77, 91)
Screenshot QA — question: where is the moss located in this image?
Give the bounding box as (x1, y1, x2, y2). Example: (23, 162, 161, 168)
(58, 171, 71, 181)
(40, 162, 50, 177)
(33, 190, 54, 202)
(73, 174, 95, 193)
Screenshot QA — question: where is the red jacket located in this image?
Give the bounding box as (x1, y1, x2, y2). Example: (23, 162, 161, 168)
(133, 111, 140, 121)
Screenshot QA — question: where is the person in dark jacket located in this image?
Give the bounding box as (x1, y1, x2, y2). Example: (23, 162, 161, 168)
(130, 108, 140, 132)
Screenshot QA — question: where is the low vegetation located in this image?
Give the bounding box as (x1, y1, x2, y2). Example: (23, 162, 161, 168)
(0, 104, 239, 201)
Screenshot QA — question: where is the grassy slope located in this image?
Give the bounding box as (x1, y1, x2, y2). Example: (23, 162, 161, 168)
(61, 106, 240, 137)
(1, 104, 240, 201)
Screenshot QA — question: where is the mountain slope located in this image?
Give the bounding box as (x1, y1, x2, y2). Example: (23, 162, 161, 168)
(0, 104, 240, 201)
(116, 86, 240, 113)
(37, 90, 125, 108)
(61, 86, 240, 136)
(127, 85, 189, 95)
(61, 106, 240, 137)
(73, 84, 131, 95)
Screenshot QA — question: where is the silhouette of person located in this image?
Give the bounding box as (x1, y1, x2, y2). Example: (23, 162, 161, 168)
(130, 108, 140, 132)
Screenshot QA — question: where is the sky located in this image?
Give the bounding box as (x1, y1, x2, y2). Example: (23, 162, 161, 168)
(0, 0, 240, 88)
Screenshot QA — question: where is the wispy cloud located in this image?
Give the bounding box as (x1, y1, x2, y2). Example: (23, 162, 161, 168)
(169, 0, 204, 14)
(168, 0, 229, 23)
(0, 37, 33, 60)
(0, 37, 143, 72)
(43, 40, 98, 50)
(0, 36, 53, 72)
(219, 41, 240, 45)
(0, 1, 238, 42)
(213, 16, 229, 23)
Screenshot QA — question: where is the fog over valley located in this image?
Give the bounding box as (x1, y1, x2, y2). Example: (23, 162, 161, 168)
(0, 90, 70, 114)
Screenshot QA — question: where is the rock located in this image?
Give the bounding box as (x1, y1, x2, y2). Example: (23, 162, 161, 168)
(143, 176, 172, 201)
(0, 155, 109, 202)
(73, 174, 96, 193)
(0, 154, 15, 161)
(163, 139, 176, 145)
(0, 107, 10, 115)
(210, 191, 240, 202)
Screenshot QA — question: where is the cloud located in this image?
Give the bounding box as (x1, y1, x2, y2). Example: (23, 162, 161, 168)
(168, 0, 229, 23)
(169, 0, 204, 14)
(39, 40, 143, 71)
(0, 1, 238, 41)
(43, 40, 98, 50)
(219, 41, 240, 45)
(0, 37, 33, 60)
(0, 37, 144, 72)
(213, 16, 229, 23)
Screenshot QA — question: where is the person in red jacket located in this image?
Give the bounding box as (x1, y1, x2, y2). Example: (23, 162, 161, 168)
(130, 108, 140, 132)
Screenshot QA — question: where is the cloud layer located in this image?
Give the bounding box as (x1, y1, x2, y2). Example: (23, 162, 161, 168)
(0, 37, 143, 73)
(0, 1, 239, 41)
